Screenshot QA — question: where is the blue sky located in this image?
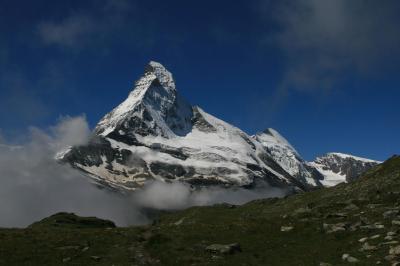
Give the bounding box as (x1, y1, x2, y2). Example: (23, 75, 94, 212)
(0, 0, 399, 161)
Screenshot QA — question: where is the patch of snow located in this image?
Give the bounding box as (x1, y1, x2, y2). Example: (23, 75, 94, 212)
(254, 128, 315, 186)
(55, 146, 72, 160)
(308, 161, 346, 187)
(326, 152, 381, 163)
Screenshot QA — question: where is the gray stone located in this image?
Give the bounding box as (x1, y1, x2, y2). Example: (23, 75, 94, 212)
(205, 243, 241, 255)
(90, 256, 101, 261)
(360, 224, 385, 230)
(173, 218, 185, 226)
(384, 210, 400, 219)
(370, 234, 381, 239)
(381, 241, 399, 246)
(390, 246, 400, 255)
(342, 254, 359, 263)
(359, 242, 378, 252)
(325, 212, 348, 219)
(324, 223, 347, 233)
(344, 204, 360, 211)
(281, 226, 294, 232)
(385, 255, 397, 261)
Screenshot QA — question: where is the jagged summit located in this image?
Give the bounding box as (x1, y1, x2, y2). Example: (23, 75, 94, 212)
(94, 61, 192, 138)
(143, 61, 176, 92)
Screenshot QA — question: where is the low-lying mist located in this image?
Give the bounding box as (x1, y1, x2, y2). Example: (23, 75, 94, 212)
(0, 116, 286, 228)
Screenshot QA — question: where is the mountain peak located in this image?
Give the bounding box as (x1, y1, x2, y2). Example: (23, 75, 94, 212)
(94, 61, 192, 138)
(143, 61, 175, 91)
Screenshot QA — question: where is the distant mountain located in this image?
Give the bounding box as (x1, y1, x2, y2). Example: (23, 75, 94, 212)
(308, 152, 381, 186)
(254, 129, 325, 187)
(254, 130, 380, 187)
(58, 61, 380, 192)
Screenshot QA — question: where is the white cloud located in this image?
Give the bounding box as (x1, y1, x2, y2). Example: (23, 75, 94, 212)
(52, 116, 91, 148)
(0, 116, 133, 227)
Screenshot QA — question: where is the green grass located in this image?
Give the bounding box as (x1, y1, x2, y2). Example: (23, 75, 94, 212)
(1, 156, 399, 265)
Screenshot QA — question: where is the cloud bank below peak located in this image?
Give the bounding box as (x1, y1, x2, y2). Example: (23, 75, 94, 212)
(0, 115, 286, 228)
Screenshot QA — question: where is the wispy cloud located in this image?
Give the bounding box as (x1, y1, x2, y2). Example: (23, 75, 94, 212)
(38, 15, 96, 48)
(259, 0, 400, 93)
(36, 0, 134, 50)
(248, 0, 400, 124)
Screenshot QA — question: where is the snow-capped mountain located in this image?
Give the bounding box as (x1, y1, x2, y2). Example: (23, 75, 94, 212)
(254, 129, 324, 187)
(58, 61, 380, 192)
(254, 130, 380, 187)
(309, 153, 381, 186)
(59, 61, 305, 192)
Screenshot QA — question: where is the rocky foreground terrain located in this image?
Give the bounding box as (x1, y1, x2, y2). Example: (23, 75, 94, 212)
(1, 155, 399, 266)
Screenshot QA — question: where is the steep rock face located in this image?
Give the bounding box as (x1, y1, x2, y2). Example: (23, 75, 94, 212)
(309, 153, 381, 186)
(94, 61, 193, 139)
(254, 128, 317, 186)
(60, 62, 301, 191)
(254, 129, 324, 186)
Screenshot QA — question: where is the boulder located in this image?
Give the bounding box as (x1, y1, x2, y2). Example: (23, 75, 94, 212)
(342, 254, 359, 263)
(383, 210, 399, 219)
(323, 223, 347, 233)
(281, 226, 294, 232)
(205, 243, 242, 255)
(359, 242, 377, 252)
(390, 246, 400, 255)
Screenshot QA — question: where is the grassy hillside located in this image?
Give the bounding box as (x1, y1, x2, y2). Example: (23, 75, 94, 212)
(1, 155, 399, 266)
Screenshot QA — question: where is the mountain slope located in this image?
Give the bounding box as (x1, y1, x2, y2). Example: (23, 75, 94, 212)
(254, 129, 324, 186)
(2, 155, 399, 265)
(59, 62, 302, 191)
